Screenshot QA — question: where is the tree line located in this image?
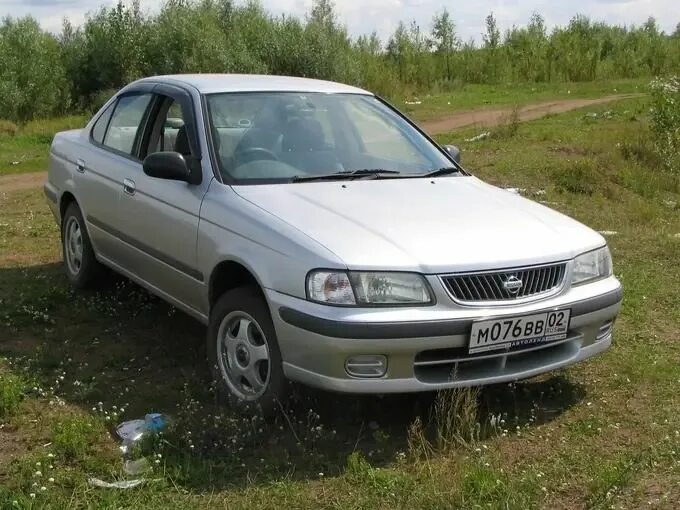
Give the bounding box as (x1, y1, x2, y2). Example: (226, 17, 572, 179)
(1, 0, 679, 121)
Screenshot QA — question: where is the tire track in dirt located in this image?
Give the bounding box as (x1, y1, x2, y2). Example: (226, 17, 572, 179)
(0, 93, 643, 192)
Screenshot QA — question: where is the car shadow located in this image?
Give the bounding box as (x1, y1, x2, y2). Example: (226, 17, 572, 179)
(0, 262, 586, 491)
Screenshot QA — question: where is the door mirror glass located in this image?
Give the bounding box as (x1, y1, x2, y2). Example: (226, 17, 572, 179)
(143, 152, 191, 182)
(444, 145, 461, 164)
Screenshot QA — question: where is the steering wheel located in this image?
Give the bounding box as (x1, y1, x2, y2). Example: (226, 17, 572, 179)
(236, 147, 279, 164)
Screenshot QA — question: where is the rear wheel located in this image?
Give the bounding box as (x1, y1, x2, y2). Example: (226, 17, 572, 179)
(207, 286, 288, 417)
(62, 203, 103, 289)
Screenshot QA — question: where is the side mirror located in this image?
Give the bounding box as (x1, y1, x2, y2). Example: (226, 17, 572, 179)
(444, 145, 461, 164)
(143, 152, 191, 182)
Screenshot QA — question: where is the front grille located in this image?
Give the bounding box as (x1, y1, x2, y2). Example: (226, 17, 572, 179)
(441, 262, 567, 304)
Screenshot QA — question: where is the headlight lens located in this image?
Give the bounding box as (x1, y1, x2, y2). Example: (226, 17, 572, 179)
(307, 271, 433, 305)
(572, 246, 612, 285)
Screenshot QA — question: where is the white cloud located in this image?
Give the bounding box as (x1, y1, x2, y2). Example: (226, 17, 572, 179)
(0, 0, 677, 40)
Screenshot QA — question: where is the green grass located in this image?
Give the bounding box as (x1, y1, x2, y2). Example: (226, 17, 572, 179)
(0, 115, 88, 177)
(0, 95, 679, 508)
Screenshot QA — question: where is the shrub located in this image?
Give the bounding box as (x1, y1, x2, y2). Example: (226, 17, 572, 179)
(649, 76, 680, 173)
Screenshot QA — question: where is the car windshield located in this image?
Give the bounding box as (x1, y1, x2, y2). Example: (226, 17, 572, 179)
(205, 92, 457, 184)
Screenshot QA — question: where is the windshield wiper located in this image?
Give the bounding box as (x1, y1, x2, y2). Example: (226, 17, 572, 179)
(291, 169, 401, 183)
(423, 167, 462, 178)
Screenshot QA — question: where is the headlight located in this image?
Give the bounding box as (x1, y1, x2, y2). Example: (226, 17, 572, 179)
(306, 270, 433, 306)
(571, 246, 612, 286)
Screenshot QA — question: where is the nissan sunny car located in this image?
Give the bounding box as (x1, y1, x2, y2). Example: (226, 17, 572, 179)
(45, 74, 623, 414)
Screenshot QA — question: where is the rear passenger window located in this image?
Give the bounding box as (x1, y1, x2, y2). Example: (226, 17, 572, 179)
(103, 94, 153, 156)
(91, 102, 115, 144)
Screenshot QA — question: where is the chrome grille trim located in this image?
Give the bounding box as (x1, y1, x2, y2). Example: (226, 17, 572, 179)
(440, 262, 568, 305)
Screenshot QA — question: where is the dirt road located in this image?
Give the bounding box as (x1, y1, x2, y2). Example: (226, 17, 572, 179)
(420, 94, 641, 135)
(0, 93, 640, 193)
(0, 172, 47, 194)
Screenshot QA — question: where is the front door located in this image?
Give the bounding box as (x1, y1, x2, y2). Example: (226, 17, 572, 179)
(115, 88, 210, 316)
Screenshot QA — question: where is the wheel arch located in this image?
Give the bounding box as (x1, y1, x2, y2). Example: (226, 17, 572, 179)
(59, 191, 78, 221)
(208, 259, 268, 312)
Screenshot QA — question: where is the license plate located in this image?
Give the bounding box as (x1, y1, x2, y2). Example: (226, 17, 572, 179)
(469, 309, 571, 354)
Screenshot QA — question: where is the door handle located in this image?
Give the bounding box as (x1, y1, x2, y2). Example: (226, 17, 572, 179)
(123, 178, 136, 196)
(76, 159, 86, 173)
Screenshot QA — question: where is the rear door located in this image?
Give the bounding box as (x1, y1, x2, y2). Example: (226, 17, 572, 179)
(115, 84, 209, 315)
(78, 90, 155, 265)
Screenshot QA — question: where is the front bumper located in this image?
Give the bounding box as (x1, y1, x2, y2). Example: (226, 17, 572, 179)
(268, 276, 623, 393)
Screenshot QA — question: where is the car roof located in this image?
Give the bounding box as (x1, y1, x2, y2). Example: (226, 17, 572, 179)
(132, 74, 373, 95)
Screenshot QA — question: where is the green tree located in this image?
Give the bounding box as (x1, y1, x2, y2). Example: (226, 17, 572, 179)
(431, 9, 458, 81)
(482, 12, 502, 81)
(0, 16, 70, 120)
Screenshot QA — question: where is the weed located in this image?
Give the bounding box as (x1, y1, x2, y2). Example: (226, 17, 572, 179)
(345, 451, 415, 498)
(554, 159, 600, 195)
(433, 388, 481, 451)
(0, 370, 25, 418)
(50, 414, 104, 461)
(407, 416, 434, 461)
(492, 107, 521, 140)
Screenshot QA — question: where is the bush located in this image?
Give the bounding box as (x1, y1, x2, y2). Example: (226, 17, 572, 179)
(649, 76, 680, 173)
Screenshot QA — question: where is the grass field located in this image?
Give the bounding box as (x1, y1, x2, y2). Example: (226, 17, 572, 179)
(1, 92, 679, 509)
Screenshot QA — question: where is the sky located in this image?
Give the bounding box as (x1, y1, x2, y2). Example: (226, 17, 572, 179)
(0, 0, 678, 43)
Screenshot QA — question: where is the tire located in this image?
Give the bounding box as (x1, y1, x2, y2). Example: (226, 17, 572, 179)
(207, 286, 289, 417)
(61, 202, 104, 289)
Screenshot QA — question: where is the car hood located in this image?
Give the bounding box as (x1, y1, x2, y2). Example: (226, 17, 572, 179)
(233, 177, 605, 273)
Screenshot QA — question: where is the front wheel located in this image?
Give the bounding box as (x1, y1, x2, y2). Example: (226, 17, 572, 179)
(207, 286, 289, 417)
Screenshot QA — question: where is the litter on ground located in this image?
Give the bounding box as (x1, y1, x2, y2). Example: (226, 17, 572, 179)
(88, 478, 150, 489)
(465, 132, 490, 142)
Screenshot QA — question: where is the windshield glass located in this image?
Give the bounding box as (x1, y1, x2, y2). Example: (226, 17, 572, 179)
(205, 92, 455, 183)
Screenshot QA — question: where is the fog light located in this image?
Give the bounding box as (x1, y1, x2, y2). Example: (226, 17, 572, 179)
(345, 355, 387, 378)
(596, 320, 614, 341)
